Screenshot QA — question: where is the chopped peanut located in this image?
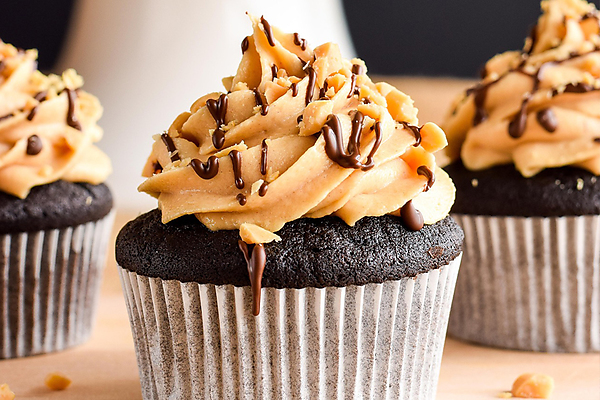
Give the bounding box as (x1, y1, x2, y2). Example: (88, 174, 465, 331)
(498, 392, 513, 399)
(401, 146, 436, 172)
(45, 372, 72, 391)
(420, 122, 448, 153)
(0, 384, 15, 400)
(511, 373, 554, 399)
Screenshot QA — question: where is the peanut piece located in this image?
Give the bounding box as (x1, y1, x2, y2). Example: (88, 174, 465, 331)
(0, 384, 15, 400)
(511, 373, 554, 399)
(420, 122, 448, 153)
(45, 372, 72, 391)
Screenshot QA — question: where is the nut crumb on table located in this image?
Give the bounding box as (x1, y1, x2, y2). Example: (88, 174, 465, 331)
(45, 372, 72, 391)
(0, 384, 15, 400)
(511, 373, 554, 399)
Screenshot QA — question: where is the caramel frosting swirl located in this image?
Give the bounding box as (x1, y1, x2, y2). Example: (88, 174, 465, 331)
(0, 41, 111, 198)
(442, 0, 600, 177)
(140, 14, 454, 237)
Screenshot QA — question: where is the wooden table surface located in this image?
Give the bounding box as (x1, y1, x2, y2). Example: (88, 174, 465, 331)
(0, 78, 598, 399)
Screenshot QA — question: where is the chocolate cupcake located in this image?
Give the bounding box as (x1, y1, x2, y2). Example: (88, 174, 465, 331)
(116, 14, 463, 399)
(441, 0, 600, 353)
(0, 41, 113, 358)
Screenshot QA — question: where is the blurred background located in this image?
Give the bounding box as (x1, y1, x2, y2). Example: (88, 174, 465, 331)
(2, 0, 599, 211)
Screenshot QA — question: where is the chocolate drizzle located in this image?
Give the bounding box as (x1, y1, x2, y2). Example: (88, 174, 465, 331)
(321, 112, 381, 171)
(348, 74, 357, 98)
(417, 166, 435, 191)
(152, 161, 162, 175)
(536, 108, 558, 132)
(305, 66, 317, 105)
(229, 150, 244, 189)
(400, 122, 422, 146)
(260, 139, 268, 175)
(236, 193, 247, 206)
(0, 113, 13, 122)
(254, 90, 269, 116)
(26, 106, 38, 121)
(296, 114, 303, 124)
(554, 82, 597, 95)
(241, 36, 249, 53)
(290, 82, 299, 97)
(271, 64, 278, 81)
(293, 33, 307, 51)
(319, 80, 329, 100)
(351, 64, 364, 75)
(261, 16, 276, 46)
(258, 181, 269, 197)
(206, 93, 229, 149)
(400, 200, 424, 231)
(66, 88, 82, 130)
(190, 156, 219, 179)
(238, 241, 266, 316)
(161, 133, 180, 162)
(26, 135, 42, 155)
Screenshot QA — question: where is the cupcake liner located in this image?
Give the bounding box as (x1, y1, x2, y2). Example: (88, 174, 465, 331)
(118, 255, 461, 400)
(0, 211, 114, 359)
(450, 214, 600, 353)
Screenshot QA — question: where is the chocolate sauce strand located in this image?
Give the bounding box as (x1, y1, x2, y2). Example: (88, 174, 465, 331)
(361, 121, 383, 171)
(238, 241, 267, 316)
(258, 181, 269, 197)
(27, 106, 38, 121)
(401, 122, 422, 147)
(417, 165, 435, 192)
(236, 193, 247, 206)
(305, 67, 317, 106)
(161, 133, 180, 161)
(348, 111, 364, 155)
(347, 74, 357, 98)
(290, 82, 299, 97)
(241, 36, 250, 53)
(400, 200, 424, 231)
(153, 161, 162, 175)
(206, 93, 229, 149)
(536, 108, 558, 133)
(0, 113, 14, 122)
(296, 114, 303, 124)
(260, 16, 276, 46)
(254, 90, 269, 116)
(293, 32, 307, 51)
(472, 85, 490, 126)
(319, 80, 329, 99)
(271, 64, 278, 81)
(190, 156, 219, 179)
(26, 135, 43, 155)
(351, 64, 364, 75)
(260, 139, 268, 175)
(229, 150, 245, 189)
(66, 88, 82, 130)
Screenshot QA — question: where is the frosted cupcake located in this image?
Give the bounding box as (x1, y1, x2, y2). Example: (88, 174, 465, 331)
(442, 0, 600, 352)
(117, 14, 463, 399)
(0, 41, 113, 358)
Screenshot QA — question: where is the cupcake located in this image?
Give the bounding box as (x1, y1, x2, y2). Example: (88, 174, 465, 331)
(116, 14, 463, 399)
(441, 0, 600, 353)
(0, 41, 113, 358)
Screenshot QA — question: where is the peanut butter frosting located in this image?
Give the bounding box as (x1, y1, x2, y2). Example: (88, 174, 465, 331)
(442, 0, 600, 177)
(0, 41, 111, 199)
(139, 14, 454, 240)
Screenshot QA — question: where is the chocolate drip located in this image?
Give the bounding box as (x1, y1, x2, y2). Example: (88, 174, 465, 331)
(348, 74, 357, 98)
(0, 113, 14, 122)
(296, 114, 303, 124)
(236, 193, 247, 206)
(471, 84, 491, 126)
(319, 80, 329, 100)
(351, 64, 364, 75)
(190, 156, 219, 179)
(554, 82, 596, 95)
(293, 33, 307, 51)
(400, 122, 422, 146)
(508, 97, 530, 138)
(271, 64, 278, 81)
(206, 93, 229, 149)
(66, 88, 82, 130)
(26, 135, 42, 155)
(594, 137, 600, 143)
(229, 150, 244, 189)
(161, 133, 180, 162)
(297, 56, 307, 68)
(417, 165, 435, 191)
(305, 67, 317, 105)
(152, 161, 162, 175)
(400, 200, 424, 231)
(254, 90, 269, 116)
(290, 82, 299, 97)
(241, 36, 249, 53)
(536, 108, 558, 132)
(321, 112, 381, 171)
(258, 181, 269, 197)
(238, 241, 266, 316)
(260, 16, 275, 46)
(34, 91, 47, 102)
(260, 139, 268, 175)
(26, 106, 38, 121)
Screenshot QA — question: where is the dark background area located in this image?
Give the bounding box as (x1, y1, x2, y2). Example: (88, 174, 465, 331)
(1, 0, 599, 77)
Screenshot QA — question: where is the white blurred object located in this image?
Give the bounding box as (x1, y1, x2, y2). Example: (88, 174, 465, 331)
(58, 0, 355, 212)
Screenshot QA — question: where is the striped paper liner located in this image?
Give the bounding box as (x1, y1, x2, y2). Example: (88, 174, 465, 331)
(0, 211, 114, 359)
(450, 214, 600, 353)
(118, 255, 461, 400)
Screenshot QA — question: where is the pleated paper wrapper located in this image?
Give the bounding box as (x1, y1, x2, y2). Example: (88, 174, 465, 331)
(0, 211, 114, 359)
(119, 255, 461, 400)
(450, 214, 600, 353)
